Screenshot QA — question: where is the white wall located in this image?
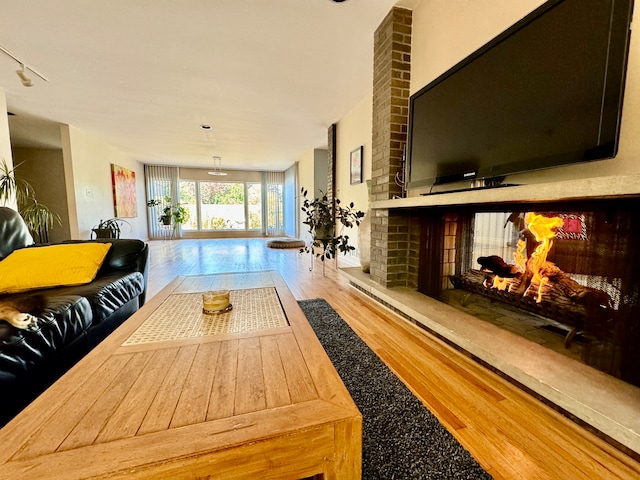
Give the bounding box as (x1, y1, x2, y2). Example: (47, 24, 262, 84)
(335, 93, 373, 256)
(61, 125, 147, 240)
(313, 149, 328, 198)
(409, 0, 640, 189)
(410, 0, 545, 93)
(178, 167, 262, 183)
(297, 148, 316, 244)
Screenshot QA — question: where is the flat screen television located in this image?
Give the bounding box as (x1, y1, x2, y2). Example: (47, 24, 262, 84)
(406, 0, 634, 191)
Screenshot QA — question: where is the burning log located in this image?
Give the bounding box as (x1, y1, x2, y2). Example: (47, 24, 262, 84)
(477, 255, 520, 278)
(452, 269, 592, 326)
(536, 261, 613, 311)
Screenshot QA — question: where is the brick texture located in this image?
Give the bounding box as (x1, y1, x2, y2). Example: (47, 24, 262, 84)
(370, 7, 413, 288)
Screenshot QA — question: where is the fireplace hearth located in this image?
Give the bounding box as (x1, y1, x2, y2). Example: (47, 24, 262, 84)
(418, 199, 640, 387)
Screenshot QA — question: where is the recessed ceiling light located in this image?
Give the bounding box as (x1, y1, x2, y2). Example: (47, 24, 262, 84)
(200, 124, 212, 130)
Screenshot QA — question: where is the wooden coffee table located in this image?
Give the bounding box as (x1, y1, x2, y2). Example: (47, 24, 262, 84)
(0, 271, 362, 479)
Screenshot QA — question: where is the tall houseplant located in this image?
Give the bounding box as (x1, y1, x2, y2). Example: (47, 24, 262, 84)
(147, 196, 190, 231)
(0, 160, 61, 242)
(300, 188, 365, 264)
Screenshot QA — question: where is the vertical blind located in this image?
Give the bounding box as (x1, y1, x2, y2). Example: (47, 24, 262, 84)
(283, 163, 298, 238)
(145, 165, 180, 239)
(264, 171, 284, 236)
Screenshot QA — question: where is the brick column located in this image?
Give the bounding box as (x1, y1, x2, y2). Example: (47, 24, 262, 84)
(370, 7, 412, 288)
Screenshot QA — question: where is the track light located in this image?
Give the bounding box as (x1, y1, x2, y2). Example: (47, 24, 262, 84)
(16, 64, 33, 87)
(0, 44, 48, 87)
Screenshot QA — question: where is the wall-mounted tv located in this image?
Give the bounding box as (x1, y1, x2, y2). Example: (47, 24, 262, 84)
(406, 0, 634, 191)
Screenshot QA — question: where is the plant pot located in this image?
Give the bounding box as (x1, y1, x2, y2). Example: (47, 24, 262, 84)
(315, 225, 335, 240)
(92, 228, 115, 239)
(161, 216, 172, 226)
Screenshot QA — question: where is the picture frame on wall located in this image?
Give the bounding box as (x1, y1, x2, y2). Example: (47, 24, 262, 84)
(111, 164, 137, 218)
(350, 146, 363, 185)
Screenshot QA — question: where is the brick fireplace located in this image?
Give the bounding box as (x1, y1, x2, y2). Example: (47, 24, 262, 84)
(353, 5, 640, 457)
(351, 180, 640, 458)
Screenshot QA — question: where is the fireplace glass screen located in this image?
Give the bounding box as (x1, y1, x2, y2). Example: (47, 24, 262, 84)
(419, 200, 640, 386)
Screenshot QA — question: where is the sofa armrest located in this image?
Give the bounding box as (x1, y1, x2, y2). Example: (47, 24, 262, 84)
(61, 239, 149, 305)
(0, 207, 35, 260)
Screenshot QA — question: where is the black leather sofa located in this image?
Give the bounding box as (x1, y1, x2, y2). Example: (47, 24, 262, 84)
(0, 207, 149, 427)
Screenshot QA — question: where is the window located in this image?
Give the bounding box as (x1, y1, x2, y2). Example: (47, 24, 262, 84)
(174, 176, 280, 234)
(148, 166, 286, 238)
(247, 183, 262, 230)
(200, 182, 245, 230)
(179, 181, 197, 231)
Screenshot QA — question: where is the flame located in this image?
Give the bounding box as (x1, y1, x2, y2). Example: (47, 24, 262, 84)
(492, 275, 511, 290)
(514, 239, 527, 273)
(524, 212, 564, 302)
(484, 214, 563, 303)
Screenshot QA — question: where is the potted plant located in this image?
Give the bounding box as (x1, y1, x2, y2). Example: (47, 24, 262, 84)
(147, 196, 190, 229)
(147, 198, 170, 224)
(299, 187, 365, 264)
(1, 159, 61, 242)
(91, 218, 130, 239)
(170, 202, 189, 227)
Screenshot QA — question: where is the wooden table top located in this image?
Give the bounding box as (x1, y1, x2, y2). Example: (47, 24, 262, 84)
(0, 271, 362, 479)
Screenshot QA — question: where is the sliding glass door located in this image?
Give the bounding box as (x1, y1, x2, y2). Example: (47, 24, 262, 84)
(180, 180, 263, 233)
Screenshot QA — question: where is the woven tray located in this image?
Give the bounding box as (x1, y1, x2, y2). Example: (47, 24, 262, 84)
(123, 287, 288, 345)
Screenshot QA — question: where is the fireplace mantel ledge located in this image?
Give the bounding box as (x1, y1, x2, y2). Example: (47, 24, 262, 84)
(371, 173, 640, 210)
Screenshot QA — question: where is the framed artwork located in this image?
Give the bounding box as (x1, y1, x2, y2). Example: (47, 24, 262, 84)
(350, 146, 363, 185)
(111, 164, 137, 218)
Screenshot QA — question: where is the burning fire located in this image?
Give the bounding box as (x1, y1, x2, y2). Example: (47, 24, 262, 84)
(491, 275, 512, 291)
(487, 213, 564, 303)
(525, 212, 564, 302)
(490, 239, 528, 292)
(473, 211, 614, 316)
(514, 239, 527, 272)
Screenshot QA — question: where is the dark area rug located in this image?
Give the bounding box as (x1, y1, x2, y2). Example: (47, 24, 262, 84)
(298, 298, 492, 480)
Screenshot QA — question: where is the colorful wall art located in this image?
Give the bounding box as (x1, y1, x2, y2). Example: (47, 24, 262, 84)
(111, 164, 137, 218)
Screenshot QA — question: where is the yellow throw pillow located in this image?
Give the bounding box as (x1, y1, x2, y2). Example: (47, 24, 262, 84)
(0, 243, 112, 294)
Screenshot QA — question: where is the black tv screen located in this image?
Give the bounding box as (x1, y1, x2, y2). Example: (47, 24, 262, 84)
(407, 0, 634, 190)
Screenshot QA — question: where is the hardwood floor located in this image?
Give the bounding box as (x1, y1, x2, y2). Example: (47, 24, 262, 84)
(146, 238, 640, 479)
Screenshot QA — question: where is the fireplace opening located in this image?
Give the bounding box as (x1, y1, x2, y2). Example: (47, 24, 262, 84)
(417, 199, 640, 387)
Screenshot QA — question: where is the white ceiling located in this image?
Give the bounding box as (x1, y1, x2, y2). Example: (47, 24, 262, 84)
(1, 0, 416, 171)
